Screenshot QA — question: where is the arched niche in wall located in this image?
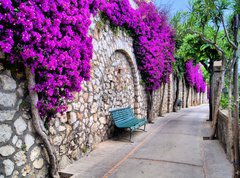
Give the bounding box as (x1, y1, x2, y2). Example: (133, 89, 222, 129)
(98, 49, 141, 136)
(101, 49, 140, 111)
(86, 26, 146, 141)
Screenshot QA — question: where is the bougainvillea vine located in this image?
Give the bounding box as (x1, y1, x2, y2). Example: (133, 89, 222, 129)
(0, 0, 104, 117)
(185, 60, 206, 93)
(101, 0, 175, 90)
(0, 0, 175, 118)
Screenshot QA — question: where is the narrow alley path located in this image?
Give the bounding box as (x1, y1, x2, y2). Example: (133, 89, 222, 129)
(60, 105, 233, 178)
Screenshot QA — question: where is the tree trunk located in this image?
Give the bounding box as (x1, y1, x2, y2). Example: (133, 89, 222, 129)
(25, 67, 58, 177)
(199, 93, 201, 104)
(186, 86, 190, 108)
(182, 78, 185, 108)
(159, 83, 166, 116)
(147, 90, 154, 123)
(227, 69, 234, 163)
(173, 76, 180, 112)
(208, 74, 213, 121)
(208, 82, 213, 121)
(233, 57, 239, 177)
(209, 69, 224, 139)
(208, 59, 214, 121)
(232, 14, 240, 178)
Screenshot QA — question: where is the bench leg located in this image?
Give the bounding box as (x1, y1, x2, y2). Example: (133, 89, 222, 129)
(144, 124, 146, 131)
(129, 130, 133, 143)
(116, 128, 120, 140)
(137, 125, 147, 132)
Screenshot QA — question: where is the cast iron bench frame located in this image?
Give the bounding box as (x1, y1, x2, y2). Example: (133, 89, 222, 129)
(109, 106, 147, 142)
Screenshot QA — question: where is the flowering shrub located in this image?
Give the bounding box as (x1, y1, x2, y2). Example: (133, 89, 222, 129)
(101, 0, 175, 90)
(185, 60, 206, 93)
(194, 65, 206, 93)
(185, 60, 196, 86)
(0, 0, 101, 117)
(199, 71, 206, 93)
(1, 0, 175, 118)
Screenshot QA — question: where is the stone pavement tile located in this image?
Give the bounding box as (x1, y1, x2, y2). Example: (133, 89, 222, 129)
(109, 158, 204, 178)
(61, 140, 132, 177)
(202, 121, 212, 138)
(203, 140, 233, 178)
(159, 119, 204, 136)
(132, 133, 203, 167)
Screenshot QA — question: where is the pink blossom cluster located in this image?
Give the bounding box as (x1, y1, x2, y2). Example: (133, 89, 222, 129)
(0, 0, 175, 118)
(0, 0, 100, 117)
(100, 0, 175, 90)
(185, 60, 206, 93)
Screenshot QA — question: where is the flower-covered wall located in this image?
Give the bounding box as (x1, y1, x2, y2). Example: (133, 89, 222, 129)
(47, 16, 150, 170)
(0, 14, 149, 177)
(0, 3, 207, 178)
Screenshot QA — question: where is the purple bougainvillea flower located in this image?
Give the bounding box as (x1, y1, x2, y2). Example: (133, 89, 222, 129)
(185, 60, 206, 93)
(0, 0, 176, 118)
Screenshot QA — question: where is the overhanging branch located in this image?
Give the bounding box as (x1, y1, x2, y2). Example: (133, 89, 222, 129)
(188, 29, 225, 56)
(200, 61, 209, 71)
(220, 14, 238, 50)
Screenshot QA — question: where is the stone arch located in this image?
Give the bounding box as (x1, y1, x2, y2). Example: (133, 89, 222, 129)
(100, 49, 141, 116)
(82, 24, 147, 142)
(114, 49, 141, 114)
(94, 49, 142, 139)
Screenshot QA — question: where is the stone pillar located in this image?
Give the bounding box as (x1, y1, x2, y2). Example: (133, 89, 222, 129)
(191, 88, 194, 106)
(179, 77, 183, 108)
(188, 87, 192, 107)
(167, 74, 174, 113)
(199, 93, 201, 104)
(182, 79, 187, 108)
(211, 61, 222, 115)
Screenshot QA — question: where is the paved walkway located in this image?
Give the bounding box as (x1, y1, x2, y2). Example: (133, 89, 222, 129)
(60, 105, 233, 178)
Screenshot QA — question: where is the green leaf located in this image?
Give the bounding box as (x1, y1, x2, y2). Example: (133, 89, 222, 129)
(200, 44, 211, 51)
(14, 8, 19, 12)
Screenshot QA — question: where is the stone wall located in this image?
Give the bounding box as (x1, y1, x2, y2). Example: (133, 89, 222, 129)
(159, 75, 208, 116)
(151, 88, 161, 119)
(0, 65, 48, 177)
(160, 83, 169, 114)
(0, 15, 207, 178)
(217, 110, 239, 162)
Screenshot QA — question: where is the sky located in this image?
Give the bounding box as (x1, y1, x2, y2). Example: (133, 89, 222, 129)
(154, 0, 190, 17)
(239, 59, 240, 72)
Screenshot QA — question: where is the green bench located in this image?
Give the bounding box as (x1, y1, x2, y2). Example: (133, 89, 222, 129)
(109, 106, 147, 142)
